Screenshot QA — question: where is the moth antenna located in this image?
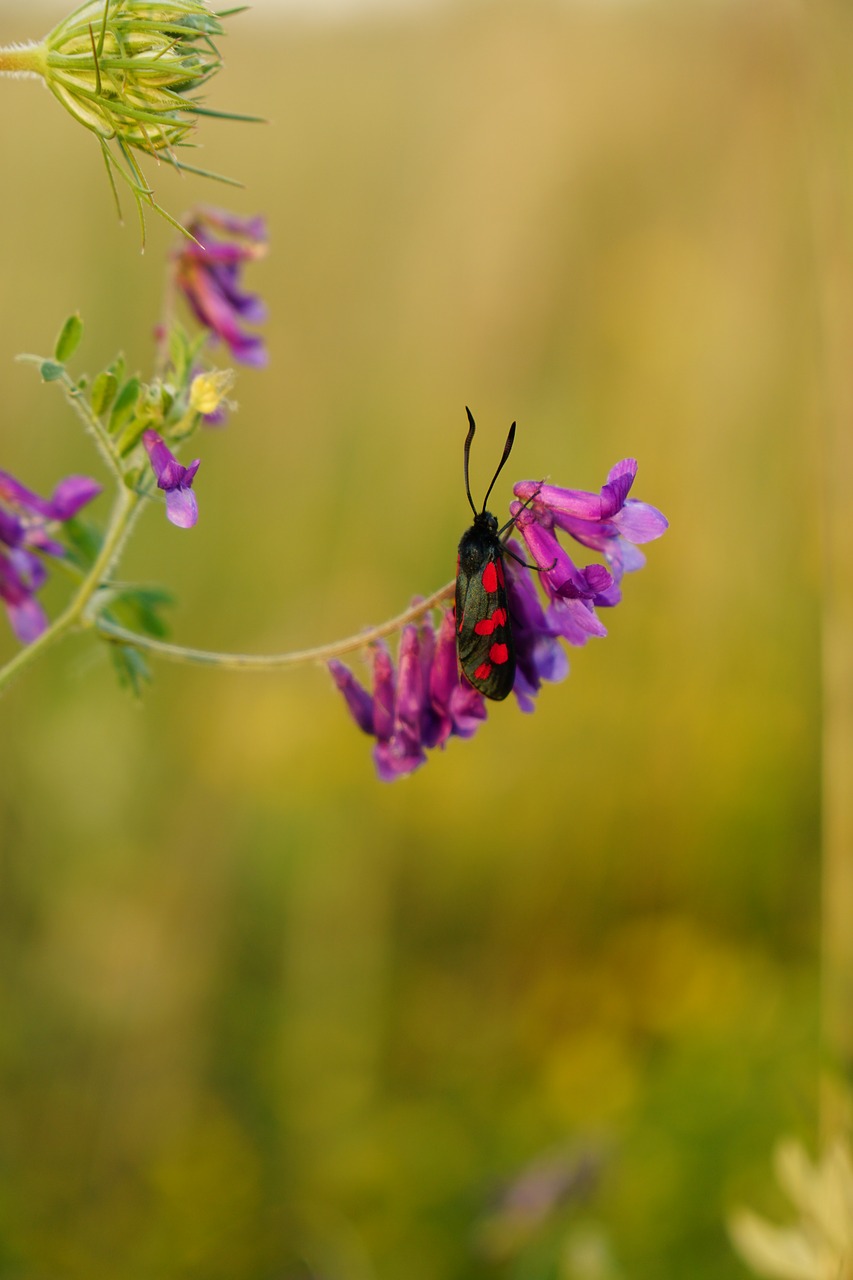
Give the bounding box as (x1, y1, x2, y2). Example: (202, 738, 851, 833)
(480, 420, 517, 513)
(463, 406, 478, 518)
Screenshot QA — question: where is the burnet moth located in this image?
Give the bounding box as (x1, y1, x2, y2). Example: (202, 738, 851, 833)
(455, 407, 541, 701)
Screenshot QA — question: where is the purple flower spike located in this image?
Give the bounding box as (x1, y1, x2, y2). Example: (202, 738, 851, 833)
(330, 638, 427, 781)
(176, 208, 268, 367)
(143, 430, 200, 529)
(1, 466, 101, 644)
(329, 607, 491, 781)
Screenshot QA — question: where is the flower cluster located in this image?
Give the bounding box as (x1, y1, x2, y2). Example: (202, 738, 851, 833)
(330, 457, 667, 780)
(175, 208, 268, 367)
(330, 611, 488, 783)
(0, 469, 100, 644)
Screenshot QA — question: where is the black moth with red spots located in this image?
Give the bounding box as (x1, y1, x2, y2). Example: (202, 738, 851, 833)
(455, 408, 526, 701)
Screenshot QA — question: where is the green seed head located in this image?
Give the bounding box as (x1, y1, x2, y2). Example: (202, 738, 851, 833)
(43, 0, 226, 153)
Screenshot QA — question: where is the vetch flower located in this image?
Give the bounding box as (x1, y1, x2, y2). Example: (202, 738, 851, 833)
(729, 1138, 853, 1279)
(142, 429, 200, 528)
(514, 459, 668, 586)
(175, 208, 268, 366)
(0, 468, 101, 643)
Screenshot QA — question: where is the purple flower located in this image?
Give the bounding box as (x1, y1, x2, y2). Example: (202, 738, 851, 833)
(175, 208, 268, 367)
(509, 504, 612, 646)
(0, 468, 101, 643)
(514, 459, 668, 584)
(329, 609, 488, 781)
(142, 430, 200, 528)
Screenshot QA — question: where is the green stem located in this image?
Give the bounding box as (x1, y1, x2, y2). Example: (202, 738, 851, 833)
(90, 581, 456, 671)
(0, 43, 47, 78)
(60, 370, 125, 482)
(0, 485, 140, 696)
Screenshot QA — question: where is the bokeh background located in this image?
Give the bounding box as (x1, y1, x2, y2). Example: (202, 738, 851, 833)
(0, 1, 829, 1276)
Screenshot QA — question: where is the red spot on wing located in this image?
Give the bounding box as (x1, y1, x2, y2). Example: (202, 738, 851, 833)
(481, 561, 498, 593)
(474, 606, 508, 636)
(489, 642, 509, 665)
(474, 662, 492, 680)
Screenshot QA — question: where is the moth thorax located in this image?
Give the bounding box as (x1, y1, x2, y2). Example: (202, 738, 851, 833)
(474, 510, 499, 535)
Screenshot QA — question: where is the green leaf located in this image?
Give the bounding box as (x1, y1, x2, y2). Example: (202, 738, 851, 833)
(109, 585, 174, 640)
(91, 370, 118, 417)
(109, 642, 151, 698)
(62, 517, 103, 572)
(116, 418, 148, 458)
(108, 376, 142, 435)
(54, 314, 83, 363)
(40, 360, 65, 382)
(167, 326, 191, 381)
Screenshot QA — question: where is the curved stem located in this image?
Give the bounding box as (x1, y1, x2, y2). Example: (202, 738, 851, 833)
(91, 580, 456, 671)
(61, 370, 125, 481)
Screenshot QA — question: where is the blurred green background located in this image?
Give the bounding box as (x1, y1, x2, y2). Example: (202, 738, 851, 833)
(0, 1, 825, 1276)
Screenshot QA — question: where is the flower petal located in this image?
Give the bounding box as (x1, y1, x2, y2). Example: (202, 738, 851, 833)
(371, 643, 395, 742)
(48, 475, 103, 520)
(1, 552, 48, 644)
(614, 499, 669, 544)
(548, 596, 607, 646)
(7, 595, 48, 645)
(165, 486, 198, 529)
(329, 660, 375, 735)
(448, 680, 488, 738)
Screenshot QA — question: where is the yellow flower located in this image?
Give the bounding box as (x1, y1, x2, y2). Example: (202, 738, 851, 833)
(189, 369, 234, 418)
(729, 1138, 853, 1279)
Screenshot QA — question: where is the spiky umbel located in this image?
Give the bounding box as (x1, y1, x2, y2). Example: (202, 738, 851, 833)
(1, 2, 256, 241)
